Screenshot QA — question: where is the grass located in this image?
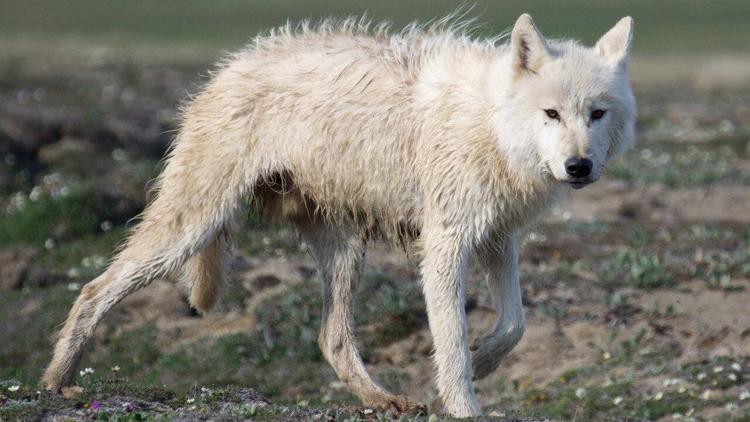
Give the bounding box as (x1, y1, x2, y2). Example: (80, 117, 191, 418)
(1, 0, 749, 61)
(34, 229, 124, 278)
(0, 187, 120, 246)
(0, 285, 78, 384)
(683, 357, 748, 391)
(488, 351, 750, 421)
(0, 380, 426, 421)
(602, 250, 674, 289)
(608, 144, 750, 187)
(690, 248, 750, 291)
(357, 271, 427, 350)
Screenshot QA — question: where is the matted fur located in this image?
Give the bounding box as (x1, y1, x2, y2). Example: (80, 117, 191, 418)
(43, 13, 636, 417)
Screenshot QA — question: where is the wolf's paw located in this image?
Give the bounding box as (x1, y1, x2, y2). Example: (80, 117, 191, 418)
(42, 367, 78, 395)
(43, 377, 84, 399)
(470, 337, 502, 380)
(42, 375, 63, 393)
(471, 353, 500, 380)
(61, 385, 85, 399)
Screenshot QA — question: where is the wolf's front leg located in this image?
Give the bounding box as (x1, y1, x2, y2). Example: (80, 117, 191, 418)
(420, 223, 481, 417)
(298, 222, 425, 415)
(471, 234, 526, 380)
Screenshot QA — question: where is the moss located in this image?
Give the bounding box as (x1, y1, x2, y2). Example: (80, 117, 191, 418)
(0, 187, 124, 246)
(84, 324, 163, 386)
(0, 285, 78, 384)
(34, 228, 125, 275)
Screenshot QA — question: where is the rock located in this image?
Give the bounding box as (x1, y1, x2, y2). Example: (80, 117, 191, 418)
(240, 257, 308, 294)
(0, 107, 66, 157)
(37, 136, 98, 167)
(218, 388, 271, 413)
(232, 388, 271, 405)
(0, 247, 38, 291)
(24, 268, 68, 288)
(250, 274, 282, 290)
(103, 115, 171, 157)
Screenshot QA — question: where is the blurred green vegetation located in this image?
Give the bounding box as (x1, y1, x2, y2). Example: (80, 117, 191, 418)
(2, 0, 749, 59)
(0, 188, 120, 246)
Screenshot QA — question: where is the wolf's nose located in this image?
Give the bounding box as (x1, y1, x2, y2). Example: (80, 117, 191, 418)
(565, 157, 593, 178)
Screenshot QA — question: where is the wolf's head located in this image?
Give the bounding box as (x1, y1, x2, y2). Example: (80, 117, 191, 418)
(494, 14, 636, 190)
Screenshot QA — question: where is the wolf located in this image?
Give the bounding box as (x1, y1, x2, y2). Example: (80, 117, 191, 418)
(43, 13, 636, 417)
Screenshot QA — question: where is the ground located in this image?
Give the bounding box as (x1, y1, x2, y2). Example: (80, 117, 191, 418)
(1, 2, 750, 420)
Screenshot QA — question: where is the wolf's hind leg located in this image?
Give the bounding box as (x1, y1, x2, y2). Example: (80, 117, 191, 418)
(42, 226, 199, 391)
(298, 222, 425, 415)
(43, 132, 252, 391)
(43, 212, 238, 391)
(471, 234, 525, 380)
(43, 218, 233, 391)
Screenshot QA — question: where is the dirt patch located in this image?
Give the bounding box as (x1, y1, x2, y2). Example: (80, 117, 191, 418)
(647, 280, 750, 361)
(554, 180, 750, 224)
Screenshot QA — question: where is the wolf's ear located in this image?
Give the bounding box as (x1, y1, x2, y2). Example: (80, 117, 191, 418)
(510, 14, 550, 76)
(595, 16, 634, 64)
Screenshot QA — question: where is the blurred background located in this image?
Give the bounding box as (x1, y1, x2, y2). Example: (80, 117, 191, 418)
(1, 1, 749, 420)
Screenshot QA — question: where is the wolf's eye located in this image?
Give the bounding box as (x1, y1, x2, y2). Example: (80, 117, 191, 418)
(544, 109, 559, 120)
(591, 109, 607, 120)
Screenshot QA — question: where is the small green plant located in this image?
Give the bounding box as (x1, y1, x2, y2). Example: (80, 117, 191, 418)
(606, 291, 640, 322)
(683, 356, 746, 390)
(691, 249, 750, 291)
(603, 250, 673, 289)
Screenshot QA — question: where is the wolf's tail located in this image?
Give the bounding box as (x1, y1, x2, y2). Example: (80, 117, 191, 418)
(181, 231, 231, 313)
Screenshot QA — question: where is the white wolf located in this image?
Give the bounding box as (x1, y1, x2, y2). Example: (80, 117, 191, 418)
(43, 13, 636, 417)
